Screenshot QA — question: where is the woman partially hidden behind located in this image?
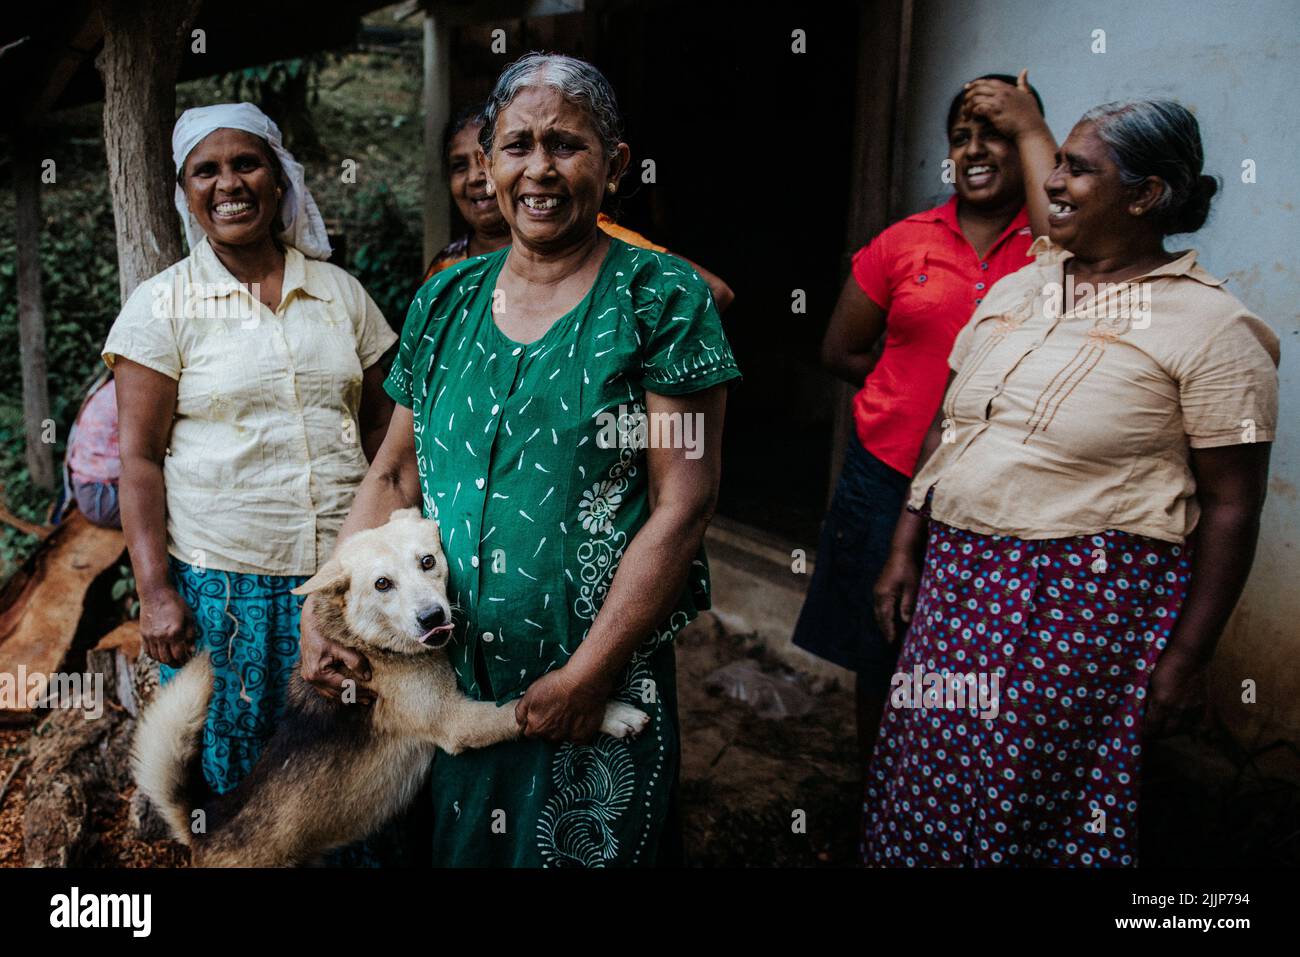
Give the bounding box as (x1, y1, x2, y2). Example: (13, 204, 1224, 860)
(868, 99, 1279, 867)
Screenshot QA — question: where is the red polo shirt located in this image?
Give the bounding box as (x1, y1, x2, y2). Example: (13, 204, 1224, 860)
(850, 195, 1034, 477)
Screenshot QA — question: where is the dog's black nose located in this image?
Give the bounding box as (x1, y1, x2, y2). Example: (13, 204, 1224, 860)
(417, 606, 447, 631)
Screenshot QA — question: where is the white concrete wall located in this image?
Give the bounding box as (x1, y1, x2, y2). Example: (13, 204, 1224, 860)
(898, 0, 1300, 738)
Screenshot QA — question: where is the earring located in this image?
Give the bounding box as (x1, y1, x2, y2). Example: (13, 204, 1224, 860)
(607, 181, 617, 193)
(1131, 206, 1144, 215)
(485, 182, 496, 196)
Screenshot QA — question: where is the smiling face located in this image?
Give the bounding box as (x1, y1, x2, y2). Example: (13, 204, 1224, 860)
(448, 120, 507, 238)
(181, 128, 283, 248)
(482, 86, 627, 253)
(1044, 120, 1139, 255)
(948, 115, 1025, 211)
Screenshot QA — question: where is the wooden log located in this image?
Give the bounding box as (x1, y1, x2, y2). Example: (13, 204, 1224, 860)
(21, 701, 131, 867)
(92, 621, 141, 718)
(93, 623, 171, 841)
(0, 511, 124, 724)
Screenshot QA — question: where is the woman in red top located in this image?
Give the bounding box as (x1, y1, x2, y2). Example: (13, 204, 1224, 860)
(792, 72, 1056, 766)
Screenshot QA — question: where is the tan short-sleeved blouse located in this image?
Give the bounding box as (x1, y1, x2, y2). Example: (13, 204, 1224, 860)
(103, 239, 397, 575)
(908, 237, 1280, 544)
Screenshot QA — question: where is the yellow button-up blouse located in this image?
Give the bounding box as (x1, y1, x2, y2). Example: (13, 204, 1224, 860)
(103, 239, 397, 575)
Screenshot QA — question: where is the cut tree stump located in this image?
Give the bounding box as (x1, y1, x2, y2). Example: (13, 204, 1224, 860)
(91, 621, 143, 718)
(0, 511, 124, 724)
(93, 621, 172, 842)
(22, 700, 132, 867)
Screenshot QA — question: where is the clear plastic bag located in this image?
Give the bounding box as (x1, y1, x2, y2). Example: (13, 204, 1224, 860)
(704, 660, 815, 719)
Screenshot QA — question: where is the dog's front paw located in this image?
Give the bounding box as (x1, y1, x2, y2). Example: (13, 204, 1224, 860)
(600, 702, 650, 739)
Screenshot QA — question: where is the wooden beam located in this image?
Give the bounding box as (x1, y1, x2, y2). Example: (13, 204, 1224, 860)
(422, 2, 451, 266)
(826, 0, 913, 506)
(22, 0, 104, 125)
(13, 126, 56, 493)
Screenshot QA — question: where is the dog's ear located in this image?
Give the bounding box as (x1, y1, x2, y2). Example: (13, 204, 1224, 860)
(292, 558, 347, 596)
(388, 506, 424, 524)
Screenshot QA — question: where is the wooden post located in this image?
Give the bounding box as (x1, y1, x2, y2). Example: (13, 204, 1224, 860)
(13, 127, 55, 493)
(95, 0, 203, 303)
(422, 1, 451, 266)
(827, 0, 913, 506)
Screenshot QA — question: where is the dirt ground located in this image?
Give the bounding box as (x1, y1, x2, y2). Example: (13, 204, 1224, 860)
(1, 610, 1296, 868)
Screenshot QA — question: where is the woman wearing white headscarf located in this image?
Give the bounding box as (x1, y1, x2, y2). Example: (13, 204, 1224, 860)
(103, 103, 397, 796)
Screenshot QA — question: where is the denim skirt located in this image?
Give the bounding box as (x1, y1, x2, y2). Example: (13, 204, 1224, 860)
(791, 434, 910, 692)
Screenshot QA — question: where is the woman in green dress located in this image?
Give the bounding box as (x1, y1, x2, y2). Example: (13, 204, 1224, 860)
(298, 53, 740, 866)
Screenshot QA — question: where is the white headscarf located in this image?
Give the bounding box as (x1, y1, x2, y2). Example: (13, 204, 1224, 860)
(172, 102, 333, 260)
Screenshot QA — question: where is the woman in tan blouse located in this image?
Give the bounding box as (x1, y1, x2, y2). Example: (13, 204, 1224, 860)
(866, 99, 1279, 867)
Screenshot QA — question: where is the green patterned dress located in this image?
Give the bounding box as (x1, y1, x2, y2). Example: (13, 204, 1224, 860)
(383, 237, 740, 866)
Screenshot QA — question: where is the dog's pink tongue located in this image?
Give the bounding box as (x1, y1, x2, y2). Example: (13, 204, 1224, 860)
(421, 623, 455, 644)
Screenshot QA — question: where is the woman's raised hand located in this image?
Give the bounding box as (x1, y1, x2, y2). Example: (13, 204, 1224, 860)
(962, 69, 1048, 141)
(138, 585, 195, 667)
(299, 595, 376, 705)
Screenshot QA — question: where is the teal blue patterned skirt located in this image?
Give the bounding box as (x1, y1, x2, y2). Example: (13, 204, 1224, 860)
(159, 557, 305, 794)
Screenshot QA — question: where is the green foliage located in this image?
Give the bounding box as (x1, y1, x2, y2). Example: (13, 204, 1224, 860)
(110, 562, 139, 620)
(347, 183, 422, 329)
(0, 179, 119, 579)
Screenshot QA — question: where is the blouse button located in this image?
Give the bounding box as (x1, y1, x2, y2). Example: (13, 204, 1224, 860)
(975, 298, 983, 305)
(482, 631, 494, 642)
(917, 273, 928, 283)
(471, 555, 479, 568)
(980, 262, 989, 270)
(491, 404, 500, 416)
(976, 282, 986, 290)
(511, 347, 522, 357)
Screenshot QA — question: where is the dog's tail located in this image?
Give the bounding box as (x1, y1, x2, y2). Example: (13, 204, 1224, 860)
(130, 653, 213, 845)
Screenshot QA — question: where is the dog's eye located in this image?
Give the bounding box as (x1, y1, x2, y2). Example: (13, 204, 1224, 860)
(374, 577, 392, 592)
(420, 554, 436, 570)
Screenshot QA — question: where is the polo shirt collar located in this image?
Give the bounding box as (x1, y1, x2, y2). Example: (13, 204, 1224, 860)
(911, 194, 1031, 253)
(190, 238, 335, 302)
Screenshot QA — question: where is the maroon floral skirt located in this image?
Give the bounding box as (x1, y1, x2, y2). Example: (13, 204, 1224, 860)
(863, 520, 1191, 867)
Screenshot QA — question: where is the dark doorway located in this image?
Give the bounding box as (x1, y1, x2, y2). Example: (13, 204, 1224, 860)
(595, 2, 860, 544)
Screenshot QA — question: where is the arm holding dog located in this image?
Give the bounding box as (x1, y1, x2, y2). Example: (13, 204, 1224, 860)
(300, 404, 421, 701)
(116, 358, 194, 667)
(515, 385, 727, 743)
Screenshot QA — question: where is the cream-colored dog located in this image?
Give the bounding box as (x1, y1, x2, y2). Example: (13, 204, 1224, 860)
(132, 507, 648, 866)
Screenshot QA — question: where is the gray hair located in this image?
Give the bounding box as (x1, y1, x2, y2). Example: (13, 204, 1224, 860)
(1080, 99, 1218, 235)
(478, 53, 623, 159)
